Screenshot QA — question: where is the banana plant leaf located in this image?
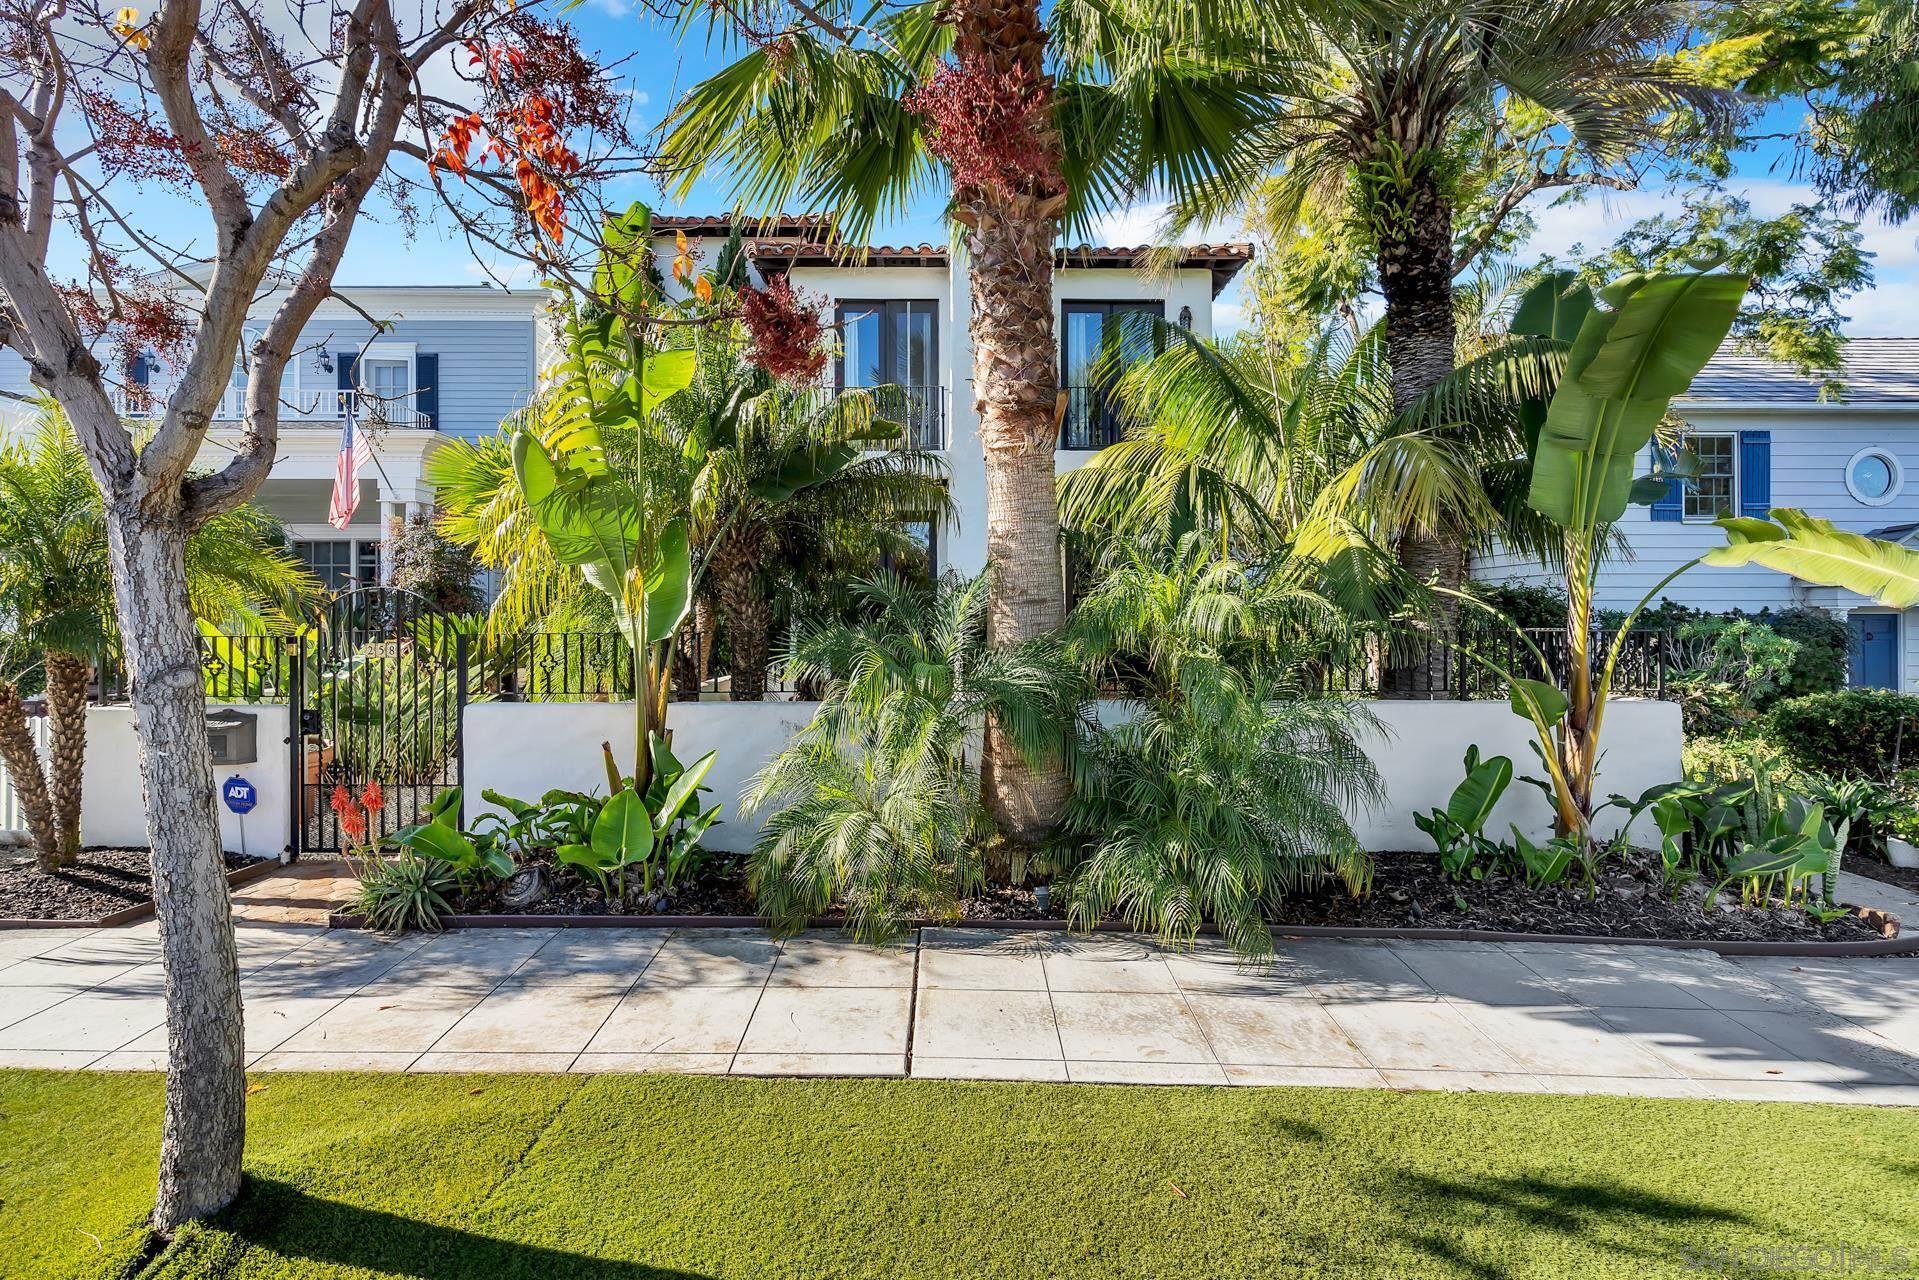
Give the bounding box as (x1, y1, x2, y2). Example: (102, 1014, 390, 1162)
(591, 790, 655, 866)
(1509, 677, 1570, 727)
(1527, 271, 1748, 527)
(655, 749, 718, 829)
(1446, 752, 1512, 835)
(749, 442, 862, 503)
(1704, 509, 1919, 608)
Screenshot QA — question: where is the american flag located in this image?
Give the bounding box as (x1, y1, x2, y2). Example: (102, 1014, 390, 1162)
(326, 398, 373, 530)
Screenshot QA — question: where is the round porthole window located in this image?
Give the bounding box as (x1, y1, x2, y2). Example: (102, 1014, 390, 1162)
(1847, 448, 1903, 506)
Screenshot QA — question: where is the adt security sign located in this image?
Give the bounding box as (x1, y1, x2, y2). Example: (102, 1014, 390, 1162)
(222, 775, 258, 815)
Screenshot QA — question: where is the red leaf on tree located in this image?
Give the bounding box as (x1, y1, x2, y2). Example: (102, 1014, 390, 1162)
(905, 56, 1065, 203)
(740, 276, 828, 385)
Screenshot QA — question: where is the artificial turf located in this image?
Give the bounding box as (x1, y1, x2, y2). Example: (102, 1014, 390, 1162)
(2, 1069, 1914, 1280)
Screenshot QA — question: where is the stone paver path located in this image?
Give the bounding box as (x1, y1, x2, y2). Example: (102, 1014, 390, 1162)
(1, 918, 1916, 1103)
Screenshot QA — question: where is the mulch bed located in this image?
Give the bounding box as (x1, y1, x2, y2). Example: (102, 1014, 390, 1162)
(433, 846, 1892, 944)
(447, 848, 757, 919)
(0, 848, 270, 923)
(1264, 849, 1888, 944)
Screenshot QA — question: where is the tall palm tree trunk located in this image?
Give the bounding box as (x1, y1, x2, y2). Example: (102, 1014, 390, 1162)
(0, 681, 57, 869)
(1378, 159, 1465, 695)
(43, 650, 89, 866)
(710, 529, 771, 702)
(953, 0, 1070, 846)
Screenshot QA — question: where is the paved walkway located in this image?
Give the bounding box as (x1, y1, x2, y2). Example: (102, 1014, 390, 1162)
(2, 914, 1917, 1104)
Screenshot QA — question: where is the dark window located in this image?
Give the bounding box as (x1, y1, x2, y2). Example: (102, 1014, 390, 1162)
(296, 540, 381, 592)
(880, 516, 939, 583)
(835, 300, 943, 449)
(1060, 301, 1162, 450)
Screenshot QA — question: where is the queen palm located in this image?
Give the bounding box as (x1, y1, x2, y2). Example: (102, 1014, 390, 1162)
(432, 313, 949, 701)
(659, 0, 1273, 841)
(1058, 287, 1567, 615)
(0, 407, 316, 870)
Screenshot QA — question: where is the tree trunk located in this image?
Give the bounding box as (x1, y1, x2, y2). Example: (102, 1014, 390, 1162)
(951, 0, 1070, 847)
(672, 596, 712, 702)
(1377, 158, 1466, 696)
(709, 530, 770, 702)
(0, 682, 57, 869)
(43, 651, 89, 867)
(104, 508, 245, 1234)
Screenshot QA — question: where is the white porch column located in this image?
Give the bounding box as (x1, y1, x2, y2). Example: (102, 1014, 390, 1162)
(377, 498, 400, 584)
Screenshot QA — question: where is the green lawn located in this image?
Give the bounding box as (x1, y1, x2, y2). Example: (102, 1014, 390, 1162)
(3, 1070, 1915, 1280)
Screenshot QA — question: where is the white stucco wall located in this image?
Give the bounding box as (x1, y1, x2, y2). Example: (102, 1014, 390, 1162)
(76, 704, 292, 859)
(464, 701, 823, 853)
(462, 697, 1682, 854)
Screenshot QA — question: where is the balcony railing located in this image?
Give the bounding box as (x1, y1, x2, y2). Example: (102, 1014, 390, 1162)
(800, 384, 947, 451)
(1060, 385, 1124, 451)
(109, 386, 431, 429)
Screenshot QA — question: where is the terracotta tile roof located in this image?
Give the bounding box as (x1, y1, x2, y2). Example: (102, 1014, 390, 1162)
(743, 236, 1255, 294)
(650, 213, 833, 238)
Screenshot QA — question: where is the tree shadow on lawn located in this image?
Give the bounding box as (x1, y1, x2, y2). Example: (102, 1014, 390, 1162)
(1381, 1171, 1752, 1280)
(186, 1177, 716, 1280)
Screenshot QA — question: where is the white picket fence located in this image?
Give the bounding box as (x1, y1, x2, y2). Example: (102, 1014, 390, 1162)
(0, 714, 50, 833)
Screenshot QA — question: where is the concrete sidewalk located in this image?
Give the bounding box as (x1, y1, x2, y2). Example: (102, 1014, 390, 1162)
(1, 918, 1916, 1104)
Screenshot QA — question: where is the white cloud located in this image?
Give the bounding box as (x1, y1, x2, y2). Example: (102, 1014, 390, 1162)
(1513, 176, 1919, 337)
(1081, 201, 1247, 248)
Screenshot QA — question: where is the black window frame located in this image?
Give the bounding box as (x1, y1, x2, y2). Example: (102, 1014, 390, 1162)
(833, 299, 944, 450)
(1059, 299, 1164, 451)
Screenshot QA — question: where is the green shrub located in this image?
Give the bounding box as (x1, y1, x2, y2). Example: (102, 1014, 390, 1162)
(1684, 729, 1793, 785)
(1755, 606, 1850, 696)
(1768, 689, 1919, 780)
(1471, 581, 1568, 631)
(746, 574, 1065, 942)
(351, 854, 457, 932)
(1062, 538, 1381, 956)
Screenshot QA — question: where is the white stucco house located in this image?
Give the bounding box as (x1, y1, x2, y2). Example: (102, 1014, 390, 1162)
(647, 213, 1252, 576)
(1474, 338, 1919, 691)
(1, 216, 1250, 589)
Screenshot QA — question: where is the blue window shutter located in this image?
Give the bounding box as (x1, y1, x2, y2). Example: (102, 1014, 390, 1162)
(1739, 430, 1772, 518)
(1651, 444, 1683, 522)
(130, 353, 149, 385)
(335, 353, 357, 414)
(414, 354, 438, 430)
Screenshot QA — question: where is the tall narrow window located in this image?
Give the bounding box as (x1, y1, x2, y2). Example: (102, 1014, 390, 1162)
(834, 301, 942, 448)
(1684, 434, 1737, 520)
(1060, 301, 1162, 450)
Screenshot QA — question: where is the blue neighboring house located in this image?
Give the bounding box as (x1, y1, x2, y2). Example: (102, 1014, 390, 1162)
(0, 268, 545, 591)
(1475, 338, 1919, 691)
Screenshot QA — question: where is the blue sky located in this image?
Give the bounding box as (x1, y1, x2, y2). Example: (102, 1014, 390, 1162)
(63, 5, 1919, 339)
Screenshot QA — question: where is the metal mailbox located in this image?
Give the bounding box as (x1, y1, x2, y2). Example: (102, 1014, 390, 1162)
(206, 710, 259, 765)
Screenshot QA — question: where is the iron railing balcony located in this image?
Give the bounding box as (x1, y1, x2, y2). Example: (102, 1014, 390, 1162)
(1060, 385, 1126, 451)
(108, 386, 433, 430)
(807, 384, 948, 451)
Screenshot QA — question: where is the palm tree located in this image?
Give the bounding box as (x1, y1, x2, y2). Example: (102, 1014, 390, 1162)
(433, 313, 948, 702)
(746, 572, 1075, 940)
(1177, 0, 1726, 622)
(0, 407, 317, 871)
(659, 0, 1272, 840)
(663, 315, 951, 700)
(1058, 296, 1566, 622)
(1059, 535, 1383, 956)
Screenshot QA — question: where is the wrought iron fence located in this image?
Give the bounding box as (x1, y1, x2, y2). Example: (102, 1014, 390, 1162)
(481, 623, 803, 702)
(94, 634, 296, 704)
(1308, 626, 1668, 700)
(84, 623, 1669, 708)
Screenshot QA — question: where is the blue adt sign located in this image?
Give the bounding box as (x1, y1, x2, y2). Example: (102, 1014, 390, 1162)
(222, 775, 258, 816)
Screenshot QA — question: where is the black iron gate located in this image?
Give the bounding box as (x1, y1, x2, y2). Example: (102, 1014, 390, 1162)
(292, 586, 469, 855)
